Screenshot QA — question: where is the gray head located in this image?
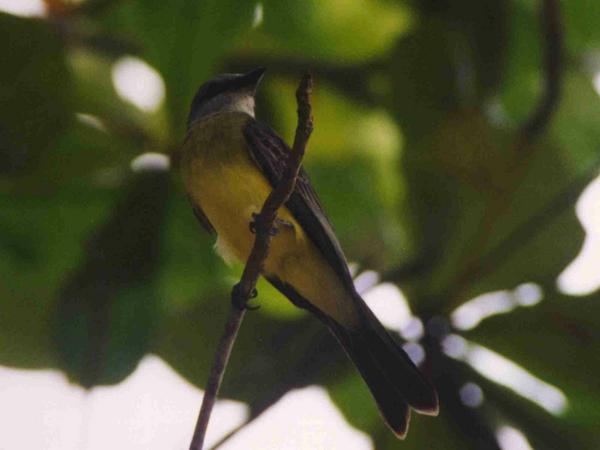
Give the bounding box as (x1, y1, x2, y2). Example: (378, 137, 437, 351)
(187, 67, 266, 129)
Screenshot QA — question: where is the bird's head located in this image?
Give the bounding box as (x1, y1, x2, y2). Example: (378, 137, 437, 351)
(187, 67, 266, 128)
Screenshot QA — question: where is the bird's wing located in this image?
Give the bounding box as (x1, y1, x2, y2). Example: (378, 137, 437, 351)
(243, 118, 354, 288)
(189, 197, 215, 234)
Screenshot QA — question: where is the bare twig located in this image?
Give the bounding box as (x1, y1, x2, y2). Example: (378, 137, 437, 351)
(208, 417, 254, 450)
(518, 0, 563, 144)
(188, 74, 314, 450)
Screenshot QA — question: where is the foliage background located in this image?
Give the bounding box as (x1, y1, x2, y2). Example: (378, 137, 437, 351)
(1, 0, 599, 448)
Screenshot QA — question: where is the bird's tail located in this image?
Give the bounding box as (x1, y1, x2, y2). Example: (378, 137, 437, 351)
(324, 292, 439, 438)
(267, 277, 438, 437)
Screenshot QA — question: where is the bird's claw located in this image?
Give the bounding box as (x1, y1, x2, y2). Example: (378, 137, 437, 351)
(249, 213, 292, 236)
(249, 212, 261, 234)
(231, 284, 260, 311)
(249, 213, 258, 234)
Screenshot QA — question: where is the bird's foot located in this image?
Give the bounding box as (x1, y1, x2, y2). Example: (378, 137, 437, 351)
(231, 283, 260, 311)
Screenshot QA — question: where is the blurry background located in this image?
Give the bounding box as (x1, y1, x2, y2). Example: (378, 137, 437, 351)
(1, 0, 599, 449)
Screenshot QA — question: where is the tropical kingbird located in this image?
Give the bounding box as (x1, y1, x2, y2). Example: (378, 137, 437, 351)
(180, 67, 438, 437)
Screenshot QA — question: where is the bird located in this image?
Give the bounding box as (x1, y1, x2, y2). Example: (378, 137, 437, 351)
(180, 67, 438, 438)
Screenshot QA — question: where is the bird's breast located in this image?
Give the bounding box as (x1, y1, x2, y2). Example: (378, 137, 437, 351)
(181, 112, 355, 324)
(182, 124, 306, 277)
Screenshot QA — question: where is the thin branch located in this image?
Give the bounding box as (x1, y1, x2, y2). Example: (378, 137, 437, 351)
(207, 417, 254, 450)
(517, 0, 563, 144)
(188, 74, 314, 450)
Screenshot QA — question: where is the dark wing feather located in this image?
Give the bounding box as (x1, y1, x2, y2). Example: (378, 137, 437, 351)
(187, 195, 215, 234)
(243, 119, 354, 288)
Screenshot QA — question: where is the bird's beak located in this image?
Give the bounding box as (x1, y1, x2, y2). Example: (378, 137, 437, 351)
(240, 67, 266, 91)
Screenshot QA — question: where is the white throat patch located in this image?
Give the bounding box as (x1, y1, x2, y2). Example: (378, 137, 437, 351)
(195, 92, 255, 119)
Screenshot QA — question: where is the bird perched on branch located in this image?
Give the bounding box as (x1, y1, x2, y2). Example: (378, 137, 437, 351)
(180, 67, 438, 438)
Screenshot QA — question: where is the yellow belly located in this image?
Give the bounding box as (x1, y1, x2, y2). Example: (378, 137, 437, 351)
(181, 113, 355, 324)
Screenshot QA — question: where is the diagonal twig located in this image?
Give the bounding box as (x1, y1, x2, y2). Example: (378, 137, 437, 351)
(517, 0, 563, 145)
(188, 73, 314, 450)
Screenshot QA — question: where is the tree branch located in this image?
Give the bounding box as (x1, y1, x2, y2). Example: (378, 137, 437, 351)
(188, 73, 314, 450)
(517, 0, 563, 144)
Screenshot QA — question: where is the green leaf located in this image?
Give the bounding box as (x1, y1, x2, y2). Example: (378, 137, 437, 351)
(499, 0, 541, 125)
(54, 172, 169, 387)
(0, 13, 72, 174)
(466, 291, 600, 427)
(0, 185, 116, 369)
(464, 358, 600, 450)
(155, 302, 349, 412)
(389, 1, 509, 141)
(68, 48, 168, 145)
(398, 74, 596, 312)
(157, 191, 230, 313)
(562, 0, 600, 53)
(99, 0, 256, 136)
(243, 0, 413, 63)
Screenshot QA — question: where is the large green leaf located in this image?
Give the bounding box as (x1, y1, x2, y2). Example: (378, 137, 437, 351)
(463, 358, 600, 450)
(397, 75, 596, 313)
(466, 290, 600, 427)
(155, 299, 350, 411)
(0, 13, 72, 174)
(99, 0, 255, 136)
(0, 184, 116, 369)
(68, 48, 167, 146)
(562, 0, 600, 53)
(54, 171, 169, 387)
(242, 0, 412, 63)
(388, 0, 509, 142)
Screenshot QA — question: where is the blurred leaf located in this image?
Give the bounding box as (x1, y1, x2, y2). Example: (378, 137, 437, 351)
(389, 1, 509, 141)
(562, 0, 600, 53)
(414, 0, 509, 98)
(499, 0, 541, 125)
(459, 74, 599, 301)
(0, 185, 116, 369)
(5, 118, 139, 195)
(399, 74, 597, 312)
(0, 13, 72, 174)
(99, 0, 255, 136)
(68, 48, 168, 145)
(54, 171, 169, 387)
(245, 0, 412, 63)
(156, 189, 229, 312)
(399, 110, 501, 302)
(388, 18, 463, 141)
(464, 357, 600, 450)
(156, 300, 349, 412)
(467, 290, 600, 427)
